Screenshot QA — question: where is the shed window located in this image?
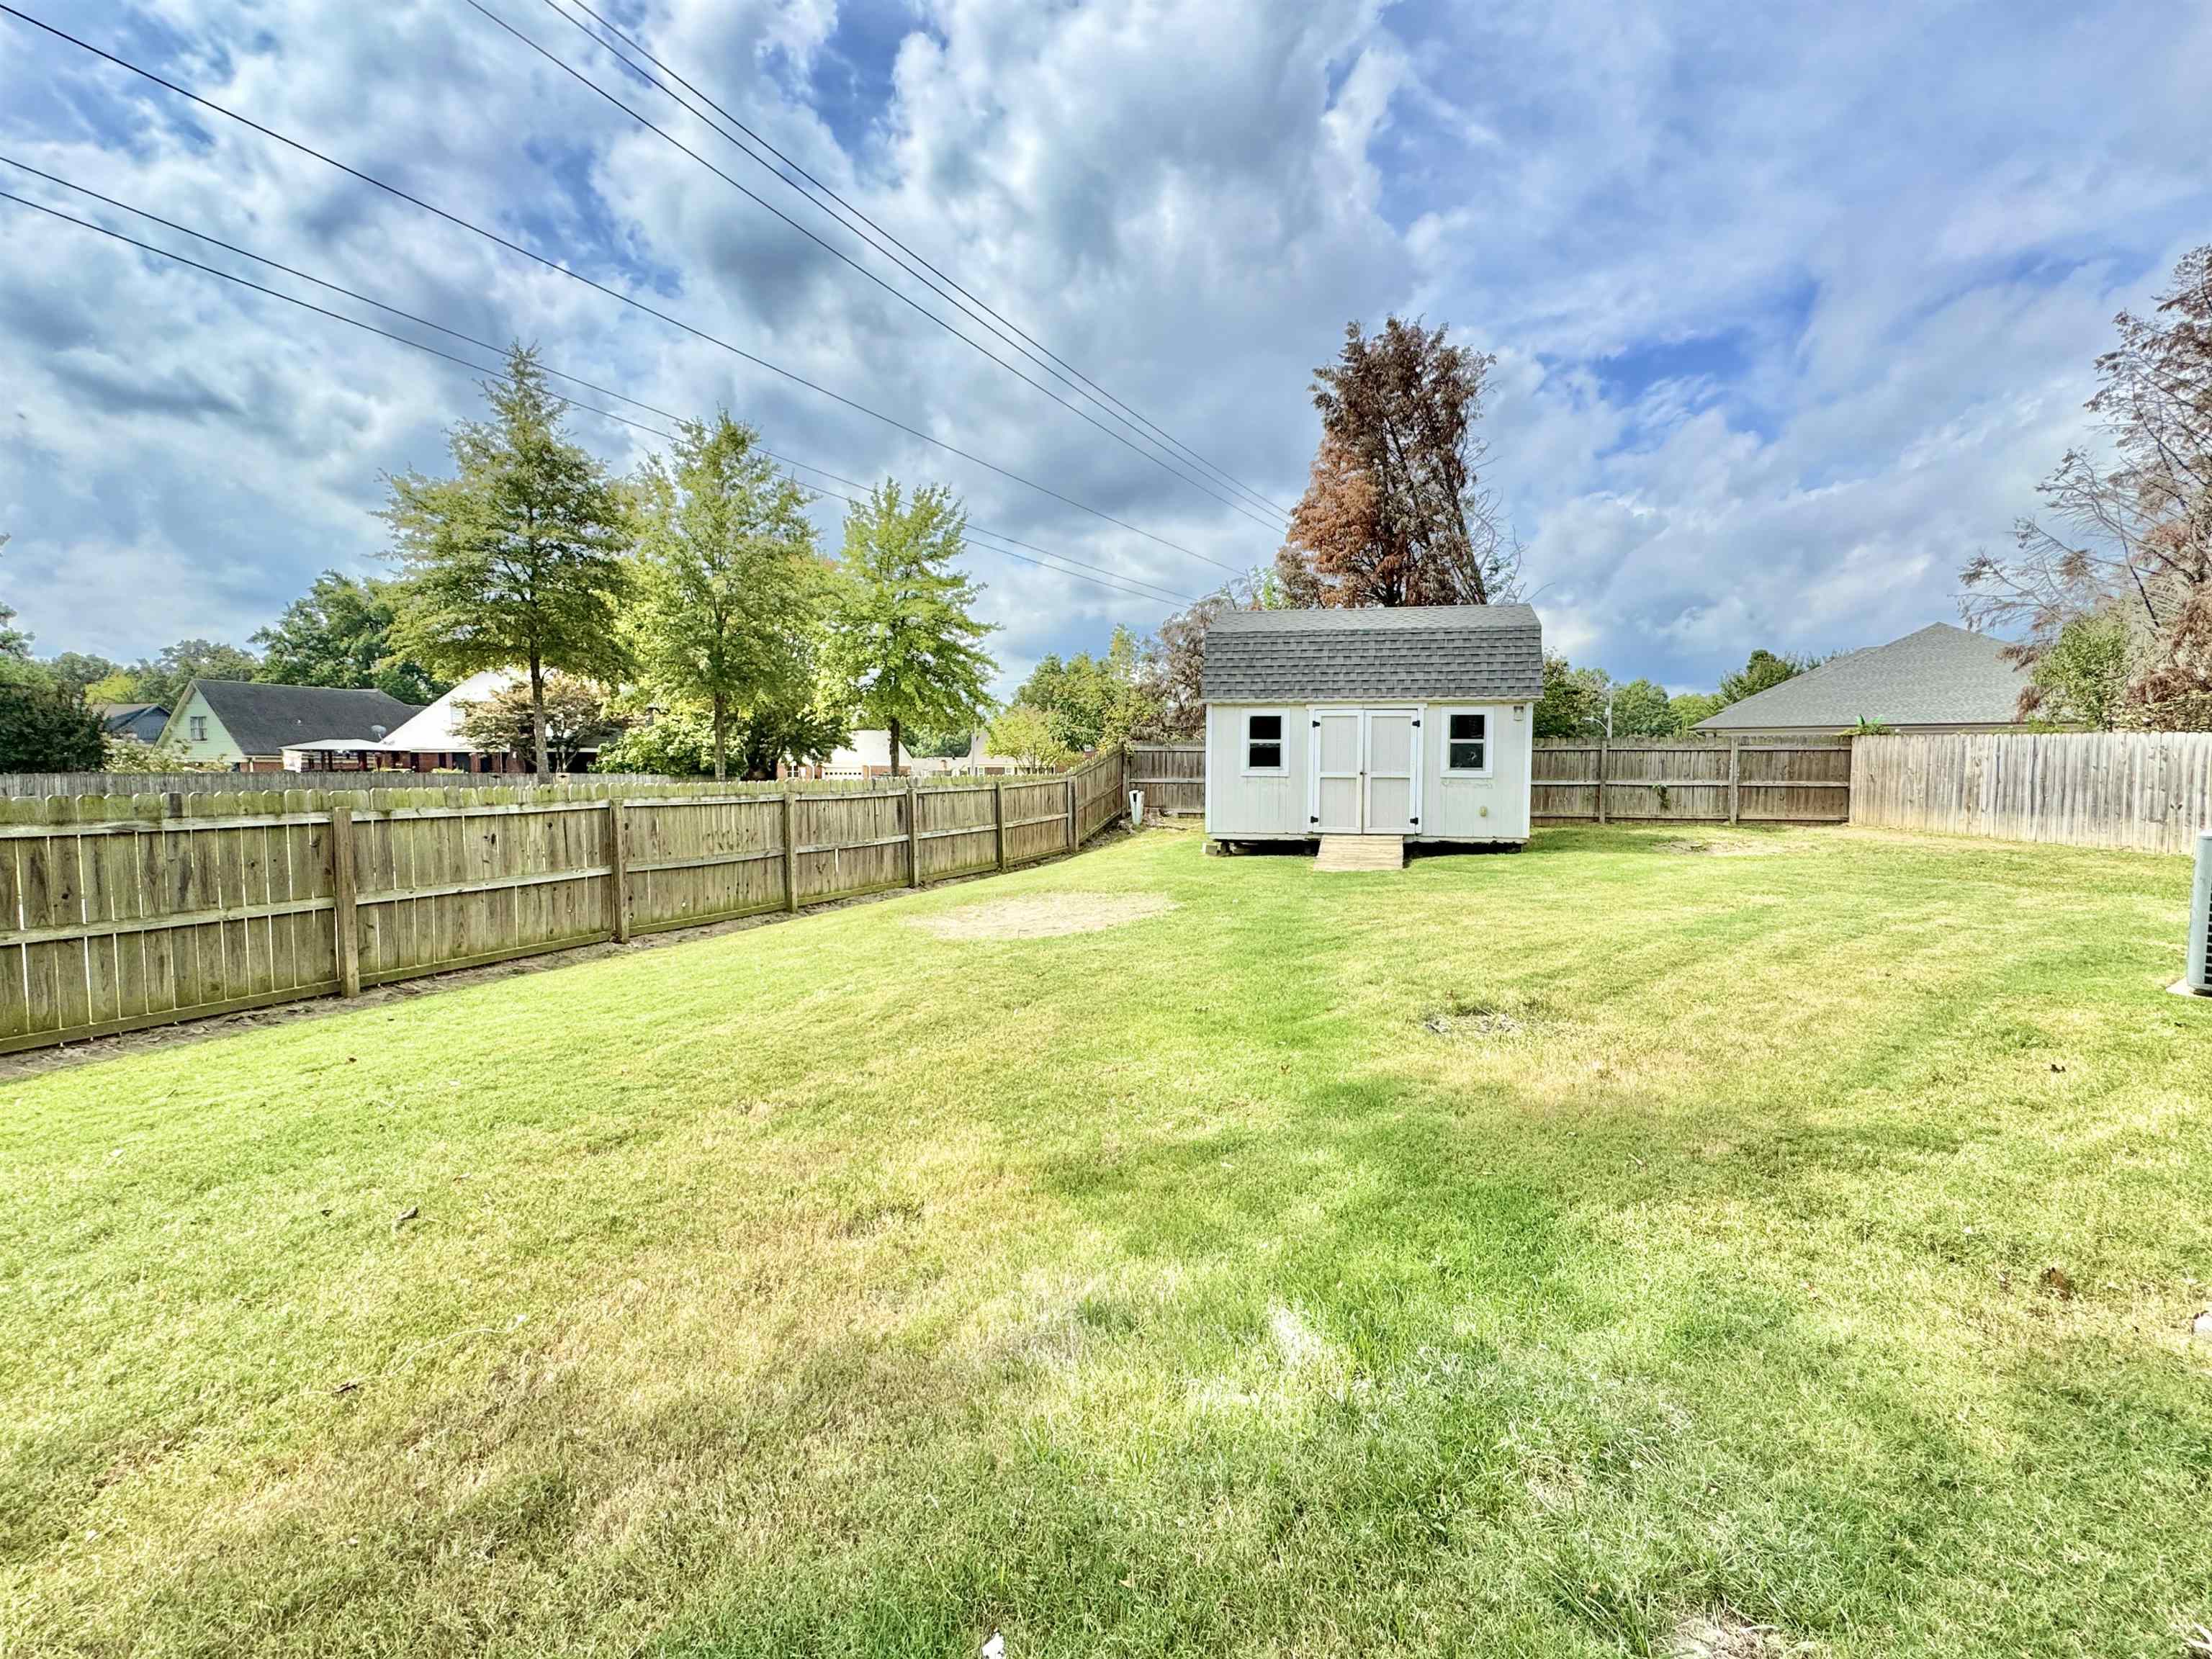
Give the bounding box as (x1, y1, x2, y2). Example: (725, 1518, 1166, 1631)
(1446, 712, 1488, 773)
(1246, 713, 1285, 772)
(189, 716, 207, 742)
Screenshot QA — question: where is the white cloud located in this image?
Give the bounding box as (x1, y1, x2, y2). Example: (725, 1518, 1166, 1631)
(4, 0, 2210, 691)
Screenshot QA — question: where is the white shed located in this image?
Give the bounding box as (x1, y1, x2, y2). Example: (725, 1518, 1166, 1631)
(1199, 605, 1543, 854)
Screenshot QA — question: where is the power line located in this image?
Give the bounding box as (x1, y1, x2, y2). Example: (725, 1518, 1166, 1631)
(511, 0, 1290, 530)
(545, 0, 1294, 522)
(0, 4, 1248, 577)
(0, 184, 1195, 609)
(458, 0, 1285, 537)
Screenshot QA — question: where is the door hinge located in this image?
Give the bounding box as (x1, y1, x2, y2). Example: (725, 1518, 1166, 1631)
(1412, 719, 1421, 729)
(1309, 814, 1318, 824)
(1311, 719, 1320, 729)
(1411, 816, 1420, 825)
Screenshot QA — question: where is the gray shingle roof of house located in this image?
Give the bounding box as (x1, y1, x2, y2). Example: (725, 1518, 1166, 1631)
(98, 702, 169, 741)
(1693, 624, 2028, 732)
(186, 680, 425, 756)
(1202, 604, 1544, 701)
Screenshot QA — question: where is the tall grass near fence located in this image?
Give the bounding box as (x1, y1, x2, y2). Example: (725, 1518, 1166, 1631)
(0, 752, 1128, 1053)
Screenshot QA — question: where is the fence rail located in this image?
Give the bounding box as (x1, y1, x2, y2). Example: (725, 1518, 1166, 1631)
(0, 750, 1128, 1053)
(1851, 731, 2212, 855)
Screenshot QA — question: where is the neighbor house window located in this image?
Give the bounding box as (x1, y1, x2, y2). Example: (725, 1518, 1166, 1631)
(1246, 712, 1285, 772)
(189, 716, 207, 742)
(1446, 712, 1487, 773)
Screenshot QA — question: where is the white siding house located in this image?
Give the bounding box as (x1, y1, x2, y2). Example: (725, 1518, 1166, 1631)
(1200, 606, 1542, 849)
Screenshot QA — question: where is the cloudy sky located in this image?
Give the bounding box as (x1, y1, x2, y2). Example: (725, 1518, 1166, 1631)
(3, 0, 2209, 696)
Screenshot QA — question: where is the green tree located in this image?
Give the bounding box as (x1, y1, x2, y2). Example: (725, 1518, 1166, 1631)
(1668, 691, 1725, 730)
(40, 653, 124, 694)
(253, 571, 449, 704)
(986, 703, 1075, 770)
(1717, 649, 1812, 706)
(822, 481, 997, 775)
(0, 659, 105, 769)
(114, 640, 263, 709)
(1008, 626, 1148, 755)
(904, 727, 975, 759)
(1607, 677, 1679, 737)
(385, 345, 634, 778)
(455, 672, 624, 772)
(0, 532, 27, 660)
(626, 414, 824, 780)
(1533, 654, 1610, 739)
(2023, 609, 2132, 729)
(593, 709, 717, 777)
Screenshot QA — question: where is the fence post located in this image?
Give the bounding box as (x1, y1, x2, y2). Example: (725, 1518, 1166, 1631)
(1066, 773, 1078, 850)
(907, 778, 922, 888)
(782, 791, 799, 912)
(994, 778, 1008, 870)
(608, 799, 631, 943)
(1727, 736, 1742, 824)
(328, 804, 361, 997)
(1596, 739, 1609, 825)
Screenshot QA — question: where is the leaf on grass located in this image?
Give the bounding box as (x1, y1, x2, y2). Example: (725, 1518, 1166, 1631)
(2038, 1264, 2074, 1300)
(332, 1380, 361, 1397)
(393, 1205, 419, 1231)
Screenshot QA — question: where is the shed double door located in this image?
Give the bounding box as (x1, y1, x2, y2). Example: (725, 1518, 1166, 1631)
(1310, 708, 1421, 835)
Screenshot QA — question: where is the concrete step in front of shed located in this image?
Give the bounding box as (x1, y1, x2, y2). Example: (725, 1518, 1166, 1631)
(1316, 835, 1406, 872)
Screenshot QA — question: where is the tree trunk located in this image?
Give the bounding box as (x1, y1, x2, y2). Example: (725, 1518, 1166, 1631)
(888, 716, 903, 778)
(529, 652, 550, 779)
(711, 693, 727, 783)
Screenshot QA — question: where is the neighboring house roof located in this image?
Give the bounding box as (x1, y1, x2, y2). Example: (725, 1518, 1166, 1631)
(377, 670, 513, 752)
(831, 729, 897, 770)
(1202, 604, 1545, 701)
(1693, 624, 2029, 732)
(98, 702, 169, 740)
(177, 680, 424, 755)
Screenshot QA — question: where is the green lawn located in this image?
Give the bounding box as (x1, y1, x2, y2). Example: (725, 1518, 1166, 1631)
(4, 826, 2211, 1657)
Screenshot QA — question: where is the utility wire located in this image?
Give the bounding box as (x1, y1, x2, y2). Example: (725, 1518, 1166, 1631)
(546, 0, 1292, 521)
(462, 0, 1284, 536)
(515, 0, 1288, 528)
(0, 4, 1246, 577)
(0, 185, 1193, 608)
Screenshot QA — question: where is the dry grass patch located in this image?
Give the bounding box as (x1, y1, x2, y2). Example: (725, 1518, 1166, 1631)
(913, 891, 1177, 940)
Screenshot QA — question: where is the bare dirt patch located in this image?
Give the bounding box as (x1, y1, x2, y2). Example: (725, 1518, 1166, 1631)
(1652, 837, 1785, 858)
(913, 892, 1177, 942)
(1671, 1611, 1812, 1657)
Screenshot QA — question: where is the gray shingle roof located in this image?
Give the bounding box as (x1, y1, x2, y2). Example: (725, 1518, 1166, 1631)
(1202, 604, 1544, 701)
(186, 680, 425, 755)
(1694, 624, 2028, 731)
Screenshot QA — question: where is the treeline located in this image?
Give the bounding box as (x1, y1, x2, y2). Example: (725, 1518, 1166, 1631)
(1, 348, 1005, 778)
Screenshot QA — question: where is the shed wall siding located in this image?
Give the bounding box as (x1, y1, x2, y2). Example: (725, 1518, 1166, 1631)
(1205, 701, 1532, 841)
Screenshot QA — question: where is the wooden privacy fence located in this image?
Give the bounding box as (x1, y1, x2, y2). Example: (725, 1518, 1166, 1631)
(1128, 742, 1205, 817)
(0, 750, 1128, 1054)
(0, 771, 682, 797)
(1532, 737, 1854, 824)
(1852, 732, 2212, 855)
